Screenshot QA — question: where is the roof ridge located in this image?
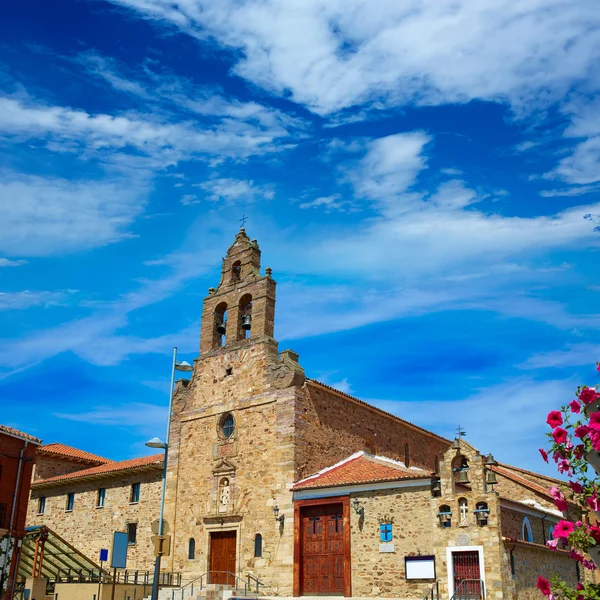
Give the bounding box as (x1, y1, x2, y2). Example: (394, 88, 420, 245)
(38, 443, 113, 463)
(0, 424, 42, 444)
(294, 452, 365, 487)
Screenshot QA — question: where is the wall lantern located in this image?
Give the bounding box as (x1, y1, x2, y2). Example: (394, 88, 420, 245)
(352, 498, 365, 518)
(273, 505, 285, 523)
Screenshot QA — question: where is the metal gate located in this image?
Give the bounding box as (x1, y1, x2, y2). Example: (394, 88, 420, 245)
(452, 551, 483, 599)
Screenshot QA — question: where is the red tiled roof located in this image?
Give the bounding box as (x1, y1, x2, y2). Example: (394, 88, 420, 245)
(308, 380, 451, 444)
(0, 424, 42, 444)
(492, 465, 570, 504)
(293, 452, 431, 490)
(37, 443, 112, 464)
(32, 455, 163, 487)
(502, 537, 572, 555)
(499, 461, 565, 487)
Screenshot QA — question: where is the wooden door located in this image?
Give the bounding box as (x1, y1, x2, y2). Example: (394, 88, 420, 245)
(452, 551, 482, 599)
(301, 503, 344, 595)
(209, 531, 236, 586)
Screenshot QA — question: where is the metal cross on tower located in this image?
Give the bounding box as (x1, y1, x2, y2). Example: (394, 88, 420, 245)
(239, 214, 248, 229)
(455, 425, 466, 439)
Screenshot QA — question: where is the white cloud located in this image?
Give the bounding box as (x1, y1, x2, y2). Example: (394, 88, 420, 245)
(0, 258, 27, 267)
(299, 194, 351, 212)
(0, 172, 145, 256)
(181, 194, 201, 206)
(107, 0, 600, 117)
(194, 178, 275, 204)
(0, 290, 70, 311)
(519, 344, 600, 370)
(549, 136, 600, 185)
(372, 377, 578, 475)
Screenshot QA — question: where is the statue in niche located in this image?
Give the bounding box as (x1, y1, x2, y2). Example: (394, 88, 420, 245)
(459, 499, 469, 527)
(219, 478, 230, 512)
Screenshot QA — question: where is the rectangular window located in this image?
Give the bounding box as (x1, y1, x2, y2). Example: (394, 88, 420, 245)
(127, 522, 137, 545)
(38, 497, 46, 515)
(66, 493, 74, 511)
(130, 483, 140, 503)
(380, 523, 393, 542)
(97, 488, 106, 508)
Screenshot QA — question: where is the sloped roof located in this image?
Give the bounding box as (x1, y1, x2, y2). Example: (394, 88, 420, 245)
(492, 465, 568, 504)
(37, 443, 112, 464)
(32, 455, 163, 487)
(0, 424, 42, 444)
(293, 451, 431, 490)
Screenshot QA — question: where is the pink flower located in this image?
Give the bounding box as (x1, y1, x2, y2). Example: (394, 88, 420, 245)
(537, 576, 552, 597)
(547, 410, 563, 428)
(574, 444, 585, 459)
(575, 425, 590, 440)
(589, 525, 600, 543)
(546, 539, 559, 550)
(553, 520, 575, 540)
(587, 496, 600, 513)
(570, 549, 585, 561)
(552, 427, 568, 445)
(550, 485, 561, 499)
(569, 400, 581, 413)
(557, 459, 573, 476)
(582, 559, 597, 571)
(578, 583, 585, 591)
(590, 412, 600, 428)
(539, 448, 549, 463)
(579, 387, 598, 405)
(569, 480, 584, 494)
(555, 497, 569, 512)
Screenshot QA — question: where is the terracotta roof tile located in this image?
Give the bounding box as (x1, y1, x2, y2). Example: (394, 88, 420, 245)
(0, 424, 42, 444)
(38, 443, 112, 464)
(293, 452, 431, 490)
(492, 465, 566, 503)
(32, 454, 163, 487)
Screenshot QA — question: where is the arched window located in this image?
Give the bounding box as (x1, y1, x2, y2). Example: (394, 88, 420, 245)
(231, 261, 241, 283)
(458, 498, 469, 527)
(434, 456, 440, 475)
(453, 455, 470, 486)
(547, 525, 555, 541)
(219, 413, 235, 439)
(188, 538, 195, 560)
(214, 302, 228, 347)
(239, 294, 252, 340)
(475, 501, 489, 526)
(522, 517, 533, 542)
(404, 443, 410, 468)
(254, 533, 262, 557)
(438, 504, 452, 528)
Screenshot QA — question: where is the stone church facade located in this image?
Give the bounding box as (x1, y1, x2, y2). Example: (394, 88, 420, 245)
(25, 230, 582, 599)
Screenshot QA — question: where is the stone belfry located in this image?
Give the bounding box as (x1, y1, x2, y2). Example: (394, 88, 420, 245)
(199, 227, 276, 355)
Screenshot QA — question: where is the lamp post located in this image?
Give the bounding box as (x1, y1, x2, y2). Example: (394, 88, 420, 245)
(145, 347, 193, 600)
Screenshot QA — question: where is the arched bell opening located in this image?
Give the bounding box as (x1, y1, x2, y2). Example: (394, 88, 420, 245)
(214, 302, 228, 347)
(231, 260, 241, 284)
(239, 294, 253, 340)
(452, 455, 470, 487)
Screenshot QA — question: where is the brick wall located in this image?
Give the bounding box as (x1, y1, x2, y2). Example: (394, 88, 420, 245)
(26, 469, 161, 571)
(295, 382, 449, 480)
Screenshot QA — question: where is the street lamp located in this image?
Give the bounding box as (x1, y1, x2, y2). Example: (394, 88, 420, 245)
(145, 348, 193, 600)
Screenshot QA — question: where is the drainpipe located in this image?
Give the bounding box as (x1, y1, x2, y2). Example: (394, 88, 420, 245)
(541, 515, 547, 544)
(7, 441, 28, 600)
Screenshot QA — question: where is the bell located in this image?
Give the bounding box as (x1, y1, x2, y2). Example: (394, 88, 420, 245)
(241, 314, 252, 331)
(456, 470, 470, 484)
(216, 320, 227, 335)
(486, 470, 498, 486)
(485, 453, 498, 467)
(432, 480, 442, 495)
(451, 438, 461, 450)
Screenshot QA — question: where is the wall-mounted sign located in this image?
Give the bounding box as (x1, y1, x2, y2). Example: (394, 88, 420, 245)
(405, 555, 436, 580)
(379, 543, 395, 553)
(110, 532, 128, 569)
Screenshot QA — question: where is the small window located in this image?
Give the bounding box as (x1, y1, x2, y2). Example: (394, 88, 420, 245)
(474, 501, 489, 526)
(231, 261, 241, 282)
(188, 538, 195, 560)
(97, 488, 106, 508)
(130, 483, 140, 503)
(38, 497, 46, 515)
(225, 367, 233, 377)
(220, 413, 235, 439)
(254, 533, 262, 557)
(66, 493, 74, 511)
(547, 525, 555, 541)
(404, 444, 410, 468)
(438, 504, 452, 528)
(127, 522, 137, 545)
(522, 517, 533, 542)
(380, 523, 393, 542)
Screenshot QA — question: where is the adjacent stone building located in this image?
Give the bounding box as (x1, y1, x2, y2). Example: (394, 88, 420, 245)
(24, 229, 581, 599)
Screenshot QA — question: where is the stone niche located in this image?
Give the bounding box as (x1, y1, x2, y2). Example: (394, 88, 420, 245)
(211, 459, 237, 515)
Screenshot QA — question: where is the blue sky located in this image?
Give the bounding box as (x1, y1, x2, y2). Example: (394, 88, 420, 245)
(1, 0, 599, 476)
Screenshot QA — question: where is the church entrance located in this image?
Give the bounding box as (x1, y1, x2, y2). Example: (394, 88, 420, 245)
(209, 531, 237, 585)
(452, 551, 482, 599)
(294, 497, 351, 596)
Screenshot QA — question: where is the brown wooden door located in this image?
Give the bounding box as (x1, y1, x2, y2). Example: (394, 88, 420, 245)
(209, 531, 236, 586)
(453, 551, 481, 599)
(301, 503, 344, 595)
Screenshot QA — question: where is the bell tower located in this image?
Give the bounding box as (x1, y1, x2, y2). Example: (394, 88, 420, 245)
(199, 228, 276, 355)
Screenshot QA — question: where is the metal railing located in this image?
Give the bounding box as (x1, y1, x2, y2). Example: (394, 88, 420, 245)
(170, 570, 263, 599)
(50, 567, 181, 587)
(422, 580, 439, 600)
(450, 578, 485, 600)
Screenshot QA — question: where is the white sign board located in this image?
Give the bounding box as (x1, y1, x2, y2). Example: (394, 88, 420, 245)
(379, 543, 395, 553)
(405, 555, 436, 580)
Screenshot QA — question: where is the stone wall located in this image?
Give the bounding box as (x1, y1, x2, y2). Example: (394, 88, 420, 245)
(502, 542, 578, 600)
(296, 382, 449, 480)
(350, 486, 434, 599)
(33, 455, 99, 482)
(26, 469, 161, 571)
(500, 507, 556, 545)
